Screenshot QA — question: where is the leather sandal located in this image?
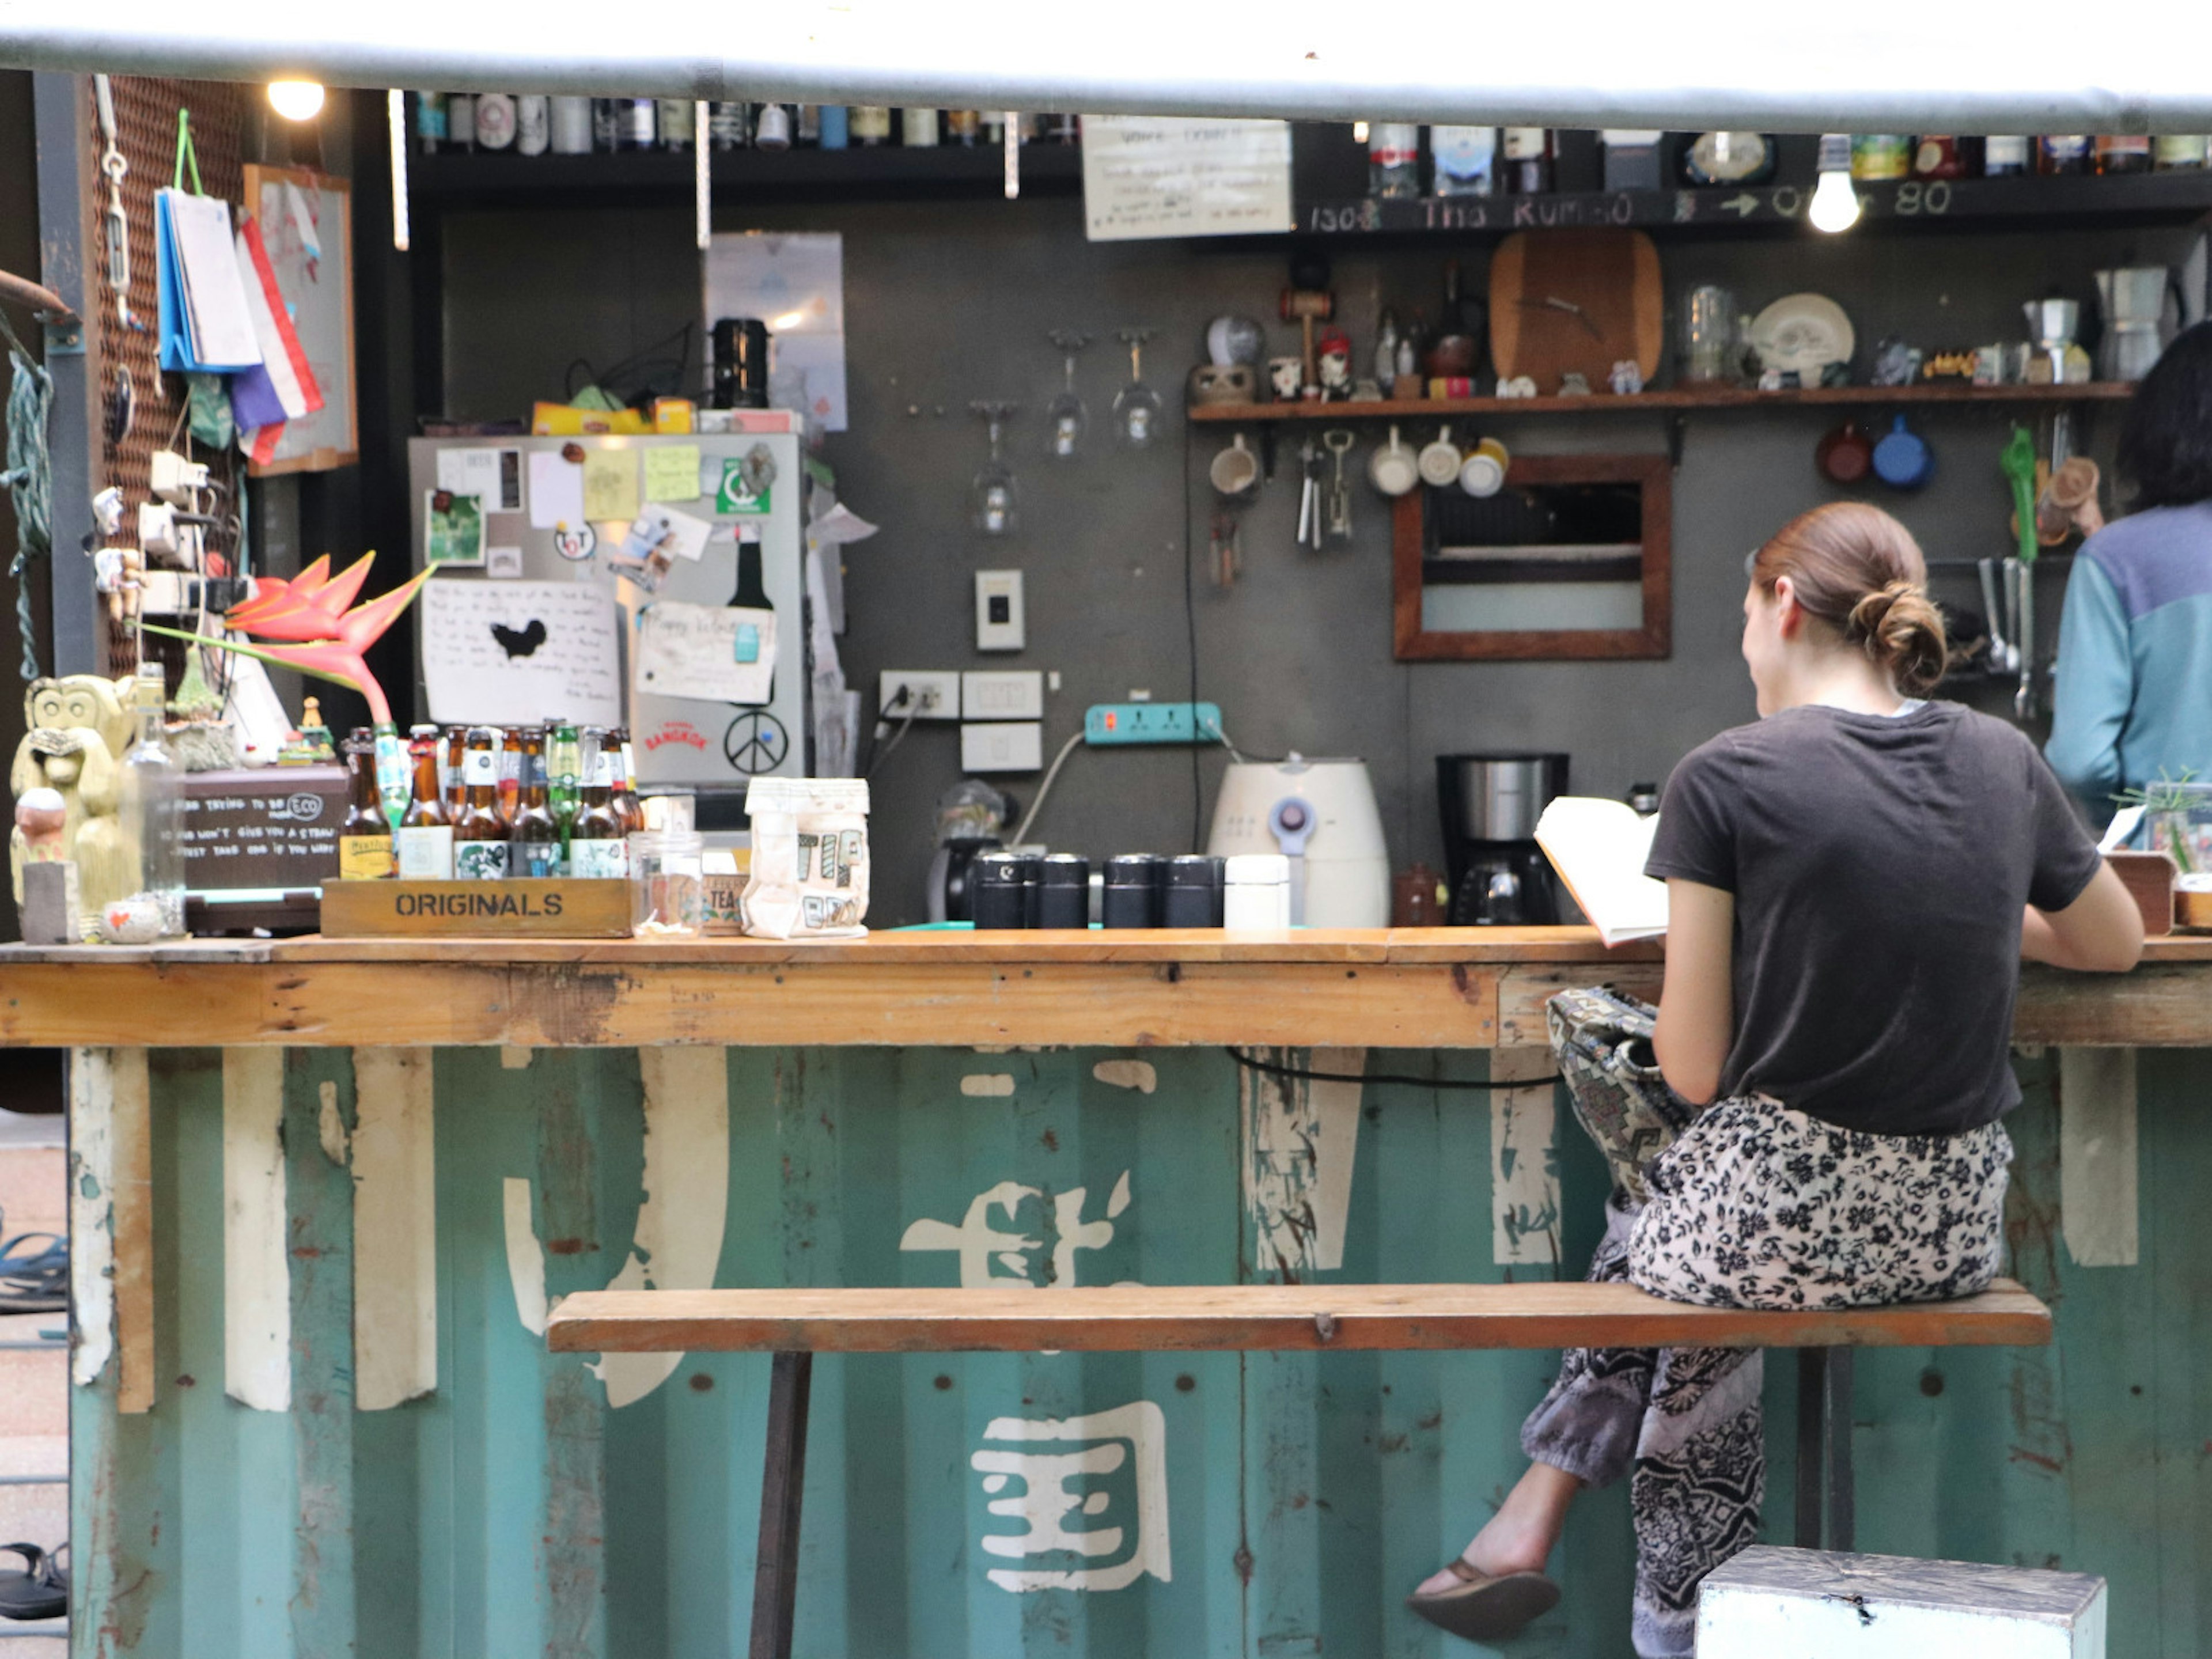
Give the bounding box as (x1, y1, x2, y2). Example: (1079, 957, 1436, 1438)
(1406, 1556, 1560, 1643)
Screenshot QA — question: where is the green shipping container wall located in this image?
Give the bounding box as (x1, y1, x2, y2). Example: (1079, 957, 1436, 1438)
(65, 1044, 2212, 1658)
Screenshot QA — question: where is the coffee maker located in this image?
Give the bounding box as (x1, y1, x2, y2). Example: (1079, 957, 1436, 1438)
(1438, 753, 1568, 925)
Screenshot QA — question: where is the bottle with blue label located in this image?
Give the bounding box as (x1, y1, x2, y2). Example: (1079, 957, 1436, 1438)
(570, 729, 631, 880)
(453, 728, 513, 880)
(1431, 127, 1498, 196)
(509, 728, 563, 878)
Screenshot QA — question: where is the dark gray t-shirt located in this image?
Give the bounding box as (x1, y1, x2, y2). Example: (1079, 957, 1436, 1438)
(1645, 702, 2103, 1135)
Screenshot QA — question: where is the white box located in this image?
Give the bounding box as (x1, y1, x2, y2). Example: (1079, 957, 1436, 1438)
(975, 570, 1025, 652)
(1699, 1547, 2106, 1659)
(961, 721, 1043, 772)
(963, 671, 1044, 720)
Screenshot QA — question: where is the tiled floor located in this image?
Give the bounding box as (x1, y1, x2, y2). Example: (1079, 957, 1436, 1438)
(0, 1109, 67, 1657)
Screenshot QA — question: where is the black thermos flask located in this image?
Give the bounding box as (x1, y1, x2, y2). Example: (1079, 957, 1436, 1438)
(1038, 855, 1090, 929)
(971, 853, 1027, 929)
(1101, 854, 1162, 929)
(1162, 854, 1221, 927)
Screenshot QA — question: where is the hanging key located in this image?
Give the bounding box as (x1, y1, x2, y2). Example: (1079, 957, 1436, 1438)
(1324, 429, 1355, 541)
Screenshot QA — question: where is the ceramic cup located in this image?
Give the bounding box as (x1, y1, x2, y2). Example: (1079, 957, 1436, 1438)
(1368, 425, 1420, 496)
(1815, 421, 1874, 484)
(1458, 436, 1510, 497)
(1872, 415, 1934, 490)
(1416, 425, 1464, 488)
(1209, 433, 1260, 497)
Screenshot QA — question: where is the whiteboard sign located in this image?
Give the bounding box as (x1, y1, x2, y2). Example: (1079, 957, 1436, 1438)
(1082, 118, 1294, 241)
(420, 579, 623, 728)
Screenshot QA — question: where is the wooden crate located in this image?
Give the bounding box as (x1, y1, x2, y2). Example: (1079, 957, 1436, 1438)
(318, 878, 632, 938)
(2107, 850, 2177, 937)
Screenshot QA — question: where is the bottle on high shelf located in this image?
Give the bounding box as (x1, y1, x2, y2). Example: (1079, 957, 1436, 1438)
(753, 103, 794, 150)
(1043, 114, 1078, 144)
(2095, 135, 2152, 175)
(549, 96, 593, 154)
(444, 93, 476, 153)
(2156, 135, 2209, 171)
(1679, 132, 1775, 185)
(902, 108, 941, 147)
(474, 93, 517, 152)
(817, 105, 850, 149)
(1430, 126, 1498, 196)
(658, 99, 695, 151)
(1849, 135, 1911, 180)
(413, 92, 448, 156)
(1367, 123, 1422, 199)
(613, 98, 657, 151)
(397, 724, 454, 880)
(1501, 128, 1554, 194)
(946, 110, 981, 146)
(339, 728, 395, 880)
(2037, 135, 2092, 175)
(796, 105, 821, 146)
(1910, 137, 1968, 179)
(515, 96, 550, 157)
(508, 729, 562, 878)
(571, 729, 631, 879)
(707, 102, 749, 150)
(850, 106, 893, 146)
(1982, 136, 2031, 176)
(592, 98, 620, 152)
(116, 665, 185, 937)
(453, 728, 513, 880)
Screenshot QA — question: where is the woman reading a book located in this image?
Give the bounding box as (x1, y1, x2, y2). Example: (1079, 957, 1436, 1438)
(1410, 502, 2143, 1656)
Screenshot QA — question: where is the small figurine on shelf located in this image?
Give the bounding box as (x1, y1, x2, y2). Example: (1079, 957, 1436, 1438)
(1870, 336, 1923, 387)
(9, 675, 134, 917)
(1558, 372, 1594, 397)
(1608, 359, 1645, 395)
(1268, 356, 1304, 403)
(1316, 327, 1355, 400)
(1497, 375, 1539, 399)
(279, 696, 339, 767)
(12, 787, 79, 946)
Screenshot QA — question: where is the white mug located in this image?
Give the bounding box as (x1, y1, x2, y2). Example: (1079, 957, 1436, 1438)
(1368, 425, 1419, 497)
(1209, 434, 1260, 497)
(1459, 436, 1510, 497)
(1417, 425, 1464, 488)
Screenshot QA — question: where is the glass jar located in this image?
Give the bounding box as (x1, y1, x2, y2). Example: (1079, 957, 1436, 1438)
(630, 827, 705, 935)
(1679, 284, 1740, 384)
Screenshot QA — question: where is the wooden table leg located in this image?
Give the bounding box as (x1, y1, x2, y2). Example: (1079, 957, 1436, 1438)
(1825, 1348, 1855, 1553)
(1793, 1349, 1827, 1550)
(748, 1351, 813, 1659)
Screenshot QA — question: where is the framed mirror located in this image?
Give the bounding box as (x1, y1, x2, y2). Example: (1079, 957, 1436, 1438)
(1392, 452, 1671, 660)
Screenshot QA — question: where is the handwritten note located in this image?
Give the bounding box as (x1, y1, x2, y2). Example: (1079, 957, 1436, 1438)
(581, 448, 639, 522)
(645, 444, 702, 501)
(1082, 118, 1294, 241)
(634, 601, 777, 704)
(421, 578, 622, 726)
(527, 451, 584, 528)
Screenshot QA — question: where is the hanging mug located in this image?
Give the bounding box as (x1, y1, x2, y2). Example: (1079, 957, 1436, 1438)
(1209, 433, 1260, 498)
(1417, 425, 1464, 488)
(1368, 425, 1420, 496)
(1459, 436, 1510, 497)
(1815, 421, 1875, 484)
(1871, 415, 1934, 490)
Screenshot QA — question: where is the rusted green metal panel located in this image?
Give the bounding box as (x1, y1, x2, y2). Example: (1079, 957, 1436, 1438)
(66, 1043, 2212, 1657)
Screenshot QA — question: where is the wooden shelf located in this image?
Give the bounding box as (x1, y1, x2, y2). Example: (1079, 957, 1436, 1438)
(1188, 382, 2137, 423)
(409, 143, 1083, 207)
(1294, 170, 2212, 240)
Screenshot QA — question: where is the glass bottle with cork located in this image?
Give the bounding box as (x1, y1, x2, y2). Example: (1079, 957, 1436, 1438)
(1367, 122, 1422, 199)
(571, 728, 631, 878)
(116, 664, 186, 937)
(612, 727, 646, 832)
(339, 729, 396, 879)
(397, 725, 454, 878)
(509, 728, 561, 878)
(453, 727, 513, 880)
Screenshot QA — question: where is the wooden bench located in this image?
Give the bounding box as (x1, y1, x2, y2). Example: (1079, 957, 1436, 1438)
(548, 1281, 2050, 1659)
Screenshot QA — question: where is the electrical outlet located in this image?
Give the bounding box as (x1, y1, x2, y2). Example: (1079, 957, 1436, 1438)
(975, 570, 1025, 652)
(1084, 702, 1225, 745)
(963, 671, 1044, 720)
(876, 671, 961, 721)
(961, 721, 1044, 772)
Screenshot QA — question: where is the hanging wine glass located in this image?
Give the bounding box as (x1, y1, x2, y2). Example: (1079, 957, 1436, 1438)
(969, 400, 1020, 536)
(1046, 329, 1091, 459)
(1113, 327, 1163, 449)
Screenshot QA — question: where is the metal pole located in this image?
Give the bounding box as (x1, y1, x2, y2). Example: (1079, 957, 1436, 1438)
(31, 71, 99, 676)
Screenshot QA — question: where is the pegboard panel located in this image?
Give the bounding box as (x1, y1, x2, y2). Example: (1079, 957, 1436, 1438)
(84, 77, 247, 669)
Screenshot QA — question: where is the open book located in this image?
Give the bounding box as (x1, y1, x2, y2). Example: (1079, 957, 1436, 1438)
(1535, 797, 1670, 946)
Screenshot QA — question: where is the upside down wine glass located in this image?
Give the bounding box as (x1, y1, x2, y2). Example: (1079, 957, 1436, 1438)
(1046, 329, 1091, 459)
(1113, 328, 1162, 449)
(970, 401, 1020, 536)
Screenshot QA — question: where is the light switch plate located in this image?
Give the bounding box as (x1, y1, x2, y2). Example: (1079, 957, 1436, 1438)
(876, 671, 961, 721)
(961, 721, 1043, 772)
(962, 670, 1044, 720)
(975, 569, 1025, 652)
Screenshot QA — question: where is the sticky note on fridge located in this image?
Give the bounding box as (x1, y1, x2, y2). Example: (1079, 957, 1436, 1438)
(734, 622, 761, 664)
(581, 448, 640, 521)
(644, 445, 702, 502)
(527, 451, 585, 528)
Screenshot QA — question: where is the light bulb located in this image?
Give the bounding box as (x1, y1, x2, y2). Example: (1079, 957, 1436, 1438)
(267, 80, 325, 122)
(1810, 132, 1859, 233)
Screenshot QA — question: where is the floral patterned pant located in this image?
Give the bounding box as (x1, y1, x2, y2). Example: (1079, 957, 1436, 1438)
(1524, 990, 2013, 1657)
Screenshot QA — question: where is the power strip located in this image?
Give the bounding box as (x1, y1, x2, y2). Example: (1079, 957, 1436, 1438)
(1084, 702, 1225, 745)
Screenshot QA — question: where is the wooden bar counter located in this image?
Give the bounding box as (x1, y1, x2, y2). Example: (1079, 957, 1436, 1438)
(3, 926, 2207, 1049)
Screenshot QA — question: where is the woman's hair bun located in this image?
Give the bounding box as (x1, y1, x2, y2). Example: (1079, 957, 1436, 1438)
(1848, 579, 1948, 697)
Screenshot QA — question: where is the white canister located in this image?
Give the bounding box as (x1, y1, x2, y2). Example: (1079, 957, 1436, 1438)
(549, 96, 593, 154)
(515, 95, 550, 156)
(1223, 853, 1292, 930)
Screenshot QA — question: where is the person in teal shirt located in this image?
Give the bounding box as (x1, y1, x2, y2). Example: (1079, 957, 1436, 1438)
(2048, 322, 2212, 824)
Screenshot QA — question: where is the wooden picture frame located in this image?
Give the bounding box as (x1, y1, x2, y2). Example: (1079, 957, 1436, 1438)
(1392, 452, 1671, 661)
(240, 164, 358, 475)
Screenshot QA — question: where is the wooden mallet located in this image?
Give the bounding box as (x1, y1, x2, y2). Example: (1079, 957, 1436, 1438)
(1280, 287, 1335, 395)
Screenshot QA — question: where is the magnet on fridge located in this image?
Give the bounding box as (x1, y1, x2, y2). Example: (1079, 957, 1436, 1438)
(554, 523, 596, 561)
(734, 622, 762, 664)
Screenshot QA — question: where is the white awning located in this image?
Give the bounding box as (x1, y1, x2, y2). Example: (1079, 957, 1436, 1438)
(3, 3, 2211, 133)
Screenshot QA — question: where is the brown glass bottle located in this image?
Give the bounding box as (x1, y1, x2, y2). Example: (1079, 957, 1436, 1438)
(2095, 135, 2153, 175)
(498, 726, 523, 825)
(612, 726, 646, 832)
(509, 728, 561, 878)
(396, 724, 454, 878)
(442, 725, 467, 817)
(570, 727, 630, 880)
(453, 726, 513, 880)
(338, 729, 395, 878)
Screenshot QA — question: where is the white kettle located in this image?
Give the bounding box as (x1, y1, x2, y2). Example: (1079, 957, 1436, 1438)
(1205, 755, 1390, 927)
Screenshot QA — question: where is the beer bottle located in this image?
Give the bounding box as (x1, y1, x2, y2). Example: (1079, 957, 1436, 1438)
(442, 725, 467, 818)
(396, 724, 454, 878)
(453, 726, 513, 880)
(498, 725, 524, 826)
(547, 719, 582, 867)
(612, 726, 646, 833)
(571, 727, 631, 879)
(509, 728, 562, 878)
(339, 728, 396, 879)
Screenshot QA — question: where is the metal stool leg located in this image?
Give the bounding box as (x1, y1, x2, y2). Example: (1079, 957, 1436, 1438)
(749, 1351, 814, 1659)
(1794, 1349, 1828, 1549)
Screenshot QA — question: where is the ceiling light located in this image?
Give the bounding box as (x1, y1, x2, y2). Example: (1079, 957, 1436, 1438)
(267, 80, 326, 122)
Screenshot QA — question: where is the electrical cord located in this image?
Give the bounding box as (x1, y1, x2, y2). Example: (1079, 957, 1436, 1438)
(862, 696, 924, 779)
(1226, 1047, 1562, 1091)
(1009, 728, 1086, 846)
(1182, 423, 1200, 848)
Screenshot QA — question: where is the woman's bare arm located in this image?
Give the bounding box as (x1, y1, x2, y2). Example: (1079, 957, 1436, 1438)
(2022, 862, 2145, 973)
(1654, 879, 1734, 1105)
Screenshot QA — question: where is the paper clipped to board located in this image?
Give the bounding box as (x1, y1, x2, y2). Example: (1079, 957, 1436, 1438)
(1535, 797, 1670, 947)
(421, 579, 623, 728)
